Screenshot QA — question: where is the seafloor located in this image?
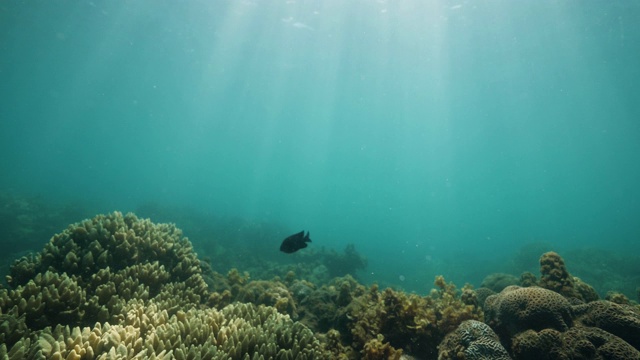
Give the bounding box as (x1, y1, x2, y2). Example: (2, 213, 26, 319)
(1, 194, 639, 359)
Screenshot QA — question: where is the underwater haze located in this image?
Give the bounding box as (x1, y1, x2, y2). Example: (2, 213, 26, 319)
(1, 1, 640, 292)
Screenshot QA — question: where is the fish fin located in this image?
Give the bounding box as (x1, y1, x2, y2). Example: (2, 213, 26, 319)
(305, 231, 311, 242)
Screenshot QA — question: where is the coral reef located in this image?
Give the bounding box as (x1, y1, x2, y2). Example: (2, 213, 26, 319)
(2, 210, 639, 360)
(475, 252, 640, 360)
(0, 212, 331, 359)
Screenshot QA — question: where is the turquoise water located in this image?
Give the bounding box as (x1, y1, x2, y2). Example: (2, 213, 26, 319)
(1, 1, 639, 292)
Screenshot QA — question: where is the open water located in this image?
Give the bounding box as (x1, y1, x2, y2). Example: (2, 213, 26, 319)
(1, 1, 639, 294)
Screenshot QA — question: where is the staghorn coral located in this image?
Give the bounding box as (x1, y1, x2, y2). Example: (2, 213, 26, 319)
(438, 320, 511, 360)
(484, 286, 573, 339)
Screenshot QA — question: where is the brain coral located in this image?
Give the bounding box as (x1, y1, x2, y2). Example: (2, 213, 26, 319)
(484, 286, 573, 339)
(438, 320, 511, 360)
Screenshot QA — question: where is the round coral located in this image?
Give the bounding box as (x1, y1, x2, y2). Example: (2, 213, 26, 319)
(485, 286, 573, 338)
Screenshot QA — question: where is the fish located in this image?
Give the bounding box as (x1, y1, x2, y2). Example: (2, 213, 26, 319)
(280, 231, 311, 253)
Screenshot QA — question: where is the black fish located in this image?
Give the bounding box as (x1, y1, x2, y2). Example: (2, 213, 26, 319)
(280, 231, 311, 253)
